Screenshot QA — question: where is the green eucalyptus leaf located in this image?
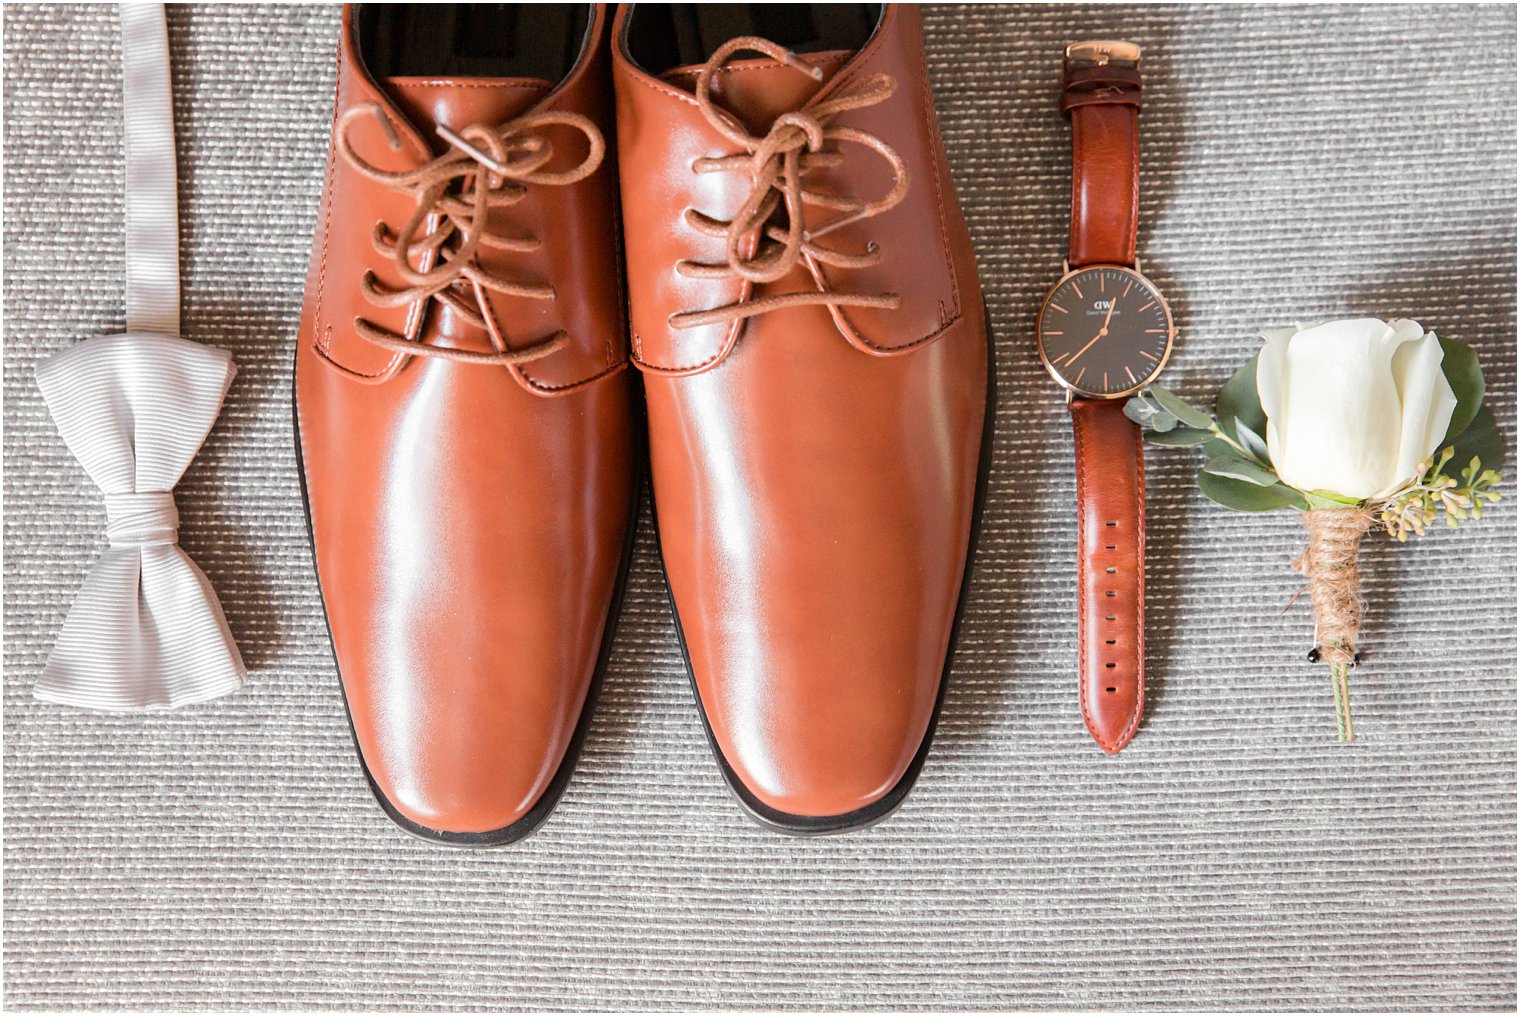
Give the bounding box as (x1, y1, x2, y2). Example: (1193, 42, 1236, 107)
(1203, 451, 1281, 486)
(1447, 403, 1506, 474)
(1145, 426, 1211, 446)
(1202, 437, 1237, 460)
(1123, 395, 1178, 432)
(1197, 471, 1306, 512)
(1438, 336, 1484, 443)
(1122, 397, 1152, 428)
(1148, 386, 1215, 430)
(1234, 417, 1271, 464)
(1216, 352, 1269, 444)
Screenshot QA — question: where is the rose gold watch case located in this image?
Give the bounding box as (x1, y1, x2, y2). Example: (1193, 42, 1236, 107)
(1036, 261, 1176, 401)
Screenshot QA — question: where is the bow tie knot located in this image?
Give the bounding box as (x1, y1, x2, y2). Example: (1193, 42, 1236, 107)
(104, 490, 179, 547)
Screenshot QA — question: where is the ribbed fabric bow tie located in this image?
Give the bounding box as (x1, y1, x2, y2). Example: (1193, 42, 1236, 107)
(33, 2, 245, 711)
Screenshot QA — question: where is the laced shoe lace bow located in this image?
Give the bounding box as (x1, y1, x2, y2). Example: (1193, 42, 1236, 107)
(321, 102, 605, 383)
(671, 37, 911, 348)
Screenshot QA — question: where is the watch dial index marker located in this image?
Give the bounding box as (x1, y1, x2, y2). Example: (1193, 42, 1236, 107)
(1037, 265, 1172, 398)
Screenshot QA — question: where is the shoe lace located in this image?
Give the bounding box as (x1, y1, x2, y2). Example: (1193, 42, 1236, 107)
(670, 36, 910, 336)
(320, 102, 605, 382)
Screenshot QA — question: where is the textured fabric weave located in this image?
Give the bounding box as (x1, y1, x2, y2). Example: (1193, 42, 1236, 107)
(3, 4, 1515, 1010)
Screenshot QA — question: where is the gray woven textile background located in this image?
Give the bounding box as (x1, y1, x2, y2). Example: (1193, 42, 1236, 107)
(3, 3, 1516, 1010)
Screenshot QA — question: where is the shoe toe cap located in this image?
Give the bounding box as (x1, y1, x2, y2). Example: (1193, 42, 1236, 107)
(708, 665, 938, 822)
(372, 745, 553, 838)
(344, 661, 586, 839)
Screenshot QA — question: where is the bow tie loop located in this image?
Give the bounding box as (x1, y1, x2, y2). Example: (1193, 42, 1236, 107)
(104, 490, 179, 548)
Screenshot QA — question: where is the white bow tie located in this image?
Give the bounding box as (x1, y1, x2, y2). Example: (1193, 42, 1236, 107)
(34, 3, 245, 711)
(35, 334, 246, 710)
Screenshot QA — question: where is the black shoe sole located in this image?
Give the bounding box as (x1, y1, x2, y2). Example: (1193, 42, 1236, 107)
(651, 302, 997, 836)
(292, 362, 643, 848)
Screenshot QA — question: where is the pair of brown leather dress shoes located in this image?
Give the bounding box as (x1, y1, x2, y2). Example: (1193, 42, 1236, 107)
(295, 3, 990, 844)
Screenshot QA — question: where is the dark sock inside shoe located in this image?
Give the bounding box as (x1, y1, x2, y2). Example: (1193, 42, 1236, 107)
(624, 3, 881, 75)
(357, 3, 591, 81)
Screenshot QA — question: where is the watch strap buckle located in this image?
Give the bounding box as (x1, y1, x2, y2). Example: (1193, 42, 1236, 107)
(1061, 40, 1144, 116)
(1063, 41, 1141, 71)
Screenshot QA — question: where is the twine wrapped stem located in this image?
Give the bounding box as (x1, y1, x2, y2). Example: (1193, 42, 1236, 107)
(1292, 508, 1375, 741)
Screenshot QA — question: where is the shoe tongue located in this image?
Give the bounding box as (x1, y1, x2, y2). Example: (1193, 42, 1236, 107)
(659, 51, 853, 134)
(380, 75, 554, 148)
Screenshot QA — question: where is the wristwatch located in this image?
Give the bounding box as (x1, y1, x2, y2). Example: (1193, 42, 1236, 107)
(1036, 41, 1175, 754)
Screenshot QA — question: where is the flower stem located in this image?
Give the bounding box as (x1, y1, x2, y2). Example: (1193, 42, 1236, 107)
(1330, 662, 1355, 742)
(1208, 423, 1256, 461)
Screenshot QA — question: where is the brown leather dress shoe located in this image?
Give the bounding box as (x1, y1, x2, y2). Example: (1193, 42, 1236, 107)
(295, 4, 635, 845)
(612, 4, 990, 833)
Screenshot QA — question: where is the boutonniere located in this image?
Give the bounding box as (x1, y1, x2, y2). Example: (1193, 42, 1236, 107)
(1126, 319, 1504, 740)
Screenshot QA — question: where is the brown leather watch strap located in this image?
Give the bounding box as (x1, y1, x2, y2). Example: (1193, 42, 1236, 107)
(1070, 398, 1144, 753)
(1062, 49, 1142, 268)
(1062, 43, 1146, 753)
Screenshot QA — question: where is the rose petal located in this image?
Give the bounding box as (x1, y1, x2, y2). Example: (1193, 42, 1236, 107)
(1266, 319, 1404, 500)
(1256, 327, 1296, 466)
(1381, 329, 1457, 496)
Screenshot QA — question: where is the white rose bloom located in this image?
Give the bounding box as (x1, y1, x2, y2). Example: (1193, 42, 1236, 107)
(1256, 318, 1457, 501)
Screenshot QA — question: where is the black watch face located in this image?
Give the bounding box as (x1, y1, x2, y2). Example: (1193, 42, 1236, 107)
(1037, 265, 1173, 398)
